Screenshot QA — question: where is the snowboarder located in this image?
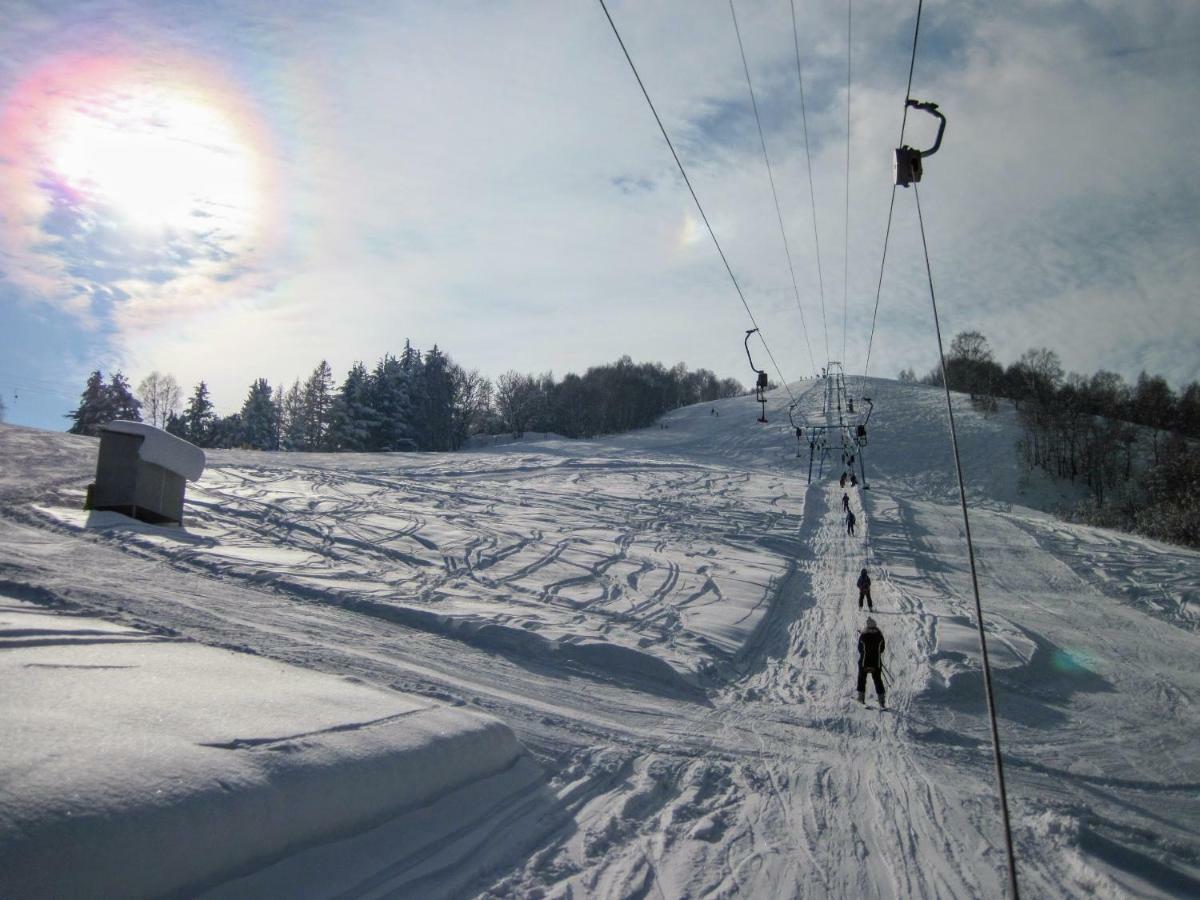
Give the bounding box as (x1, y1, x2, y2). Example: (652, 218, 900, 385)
(849, 473, 858, 487)
(841, 492, 850, 513)
(857, 617, 886, 707)
(839, 472, 847, 488)
(856, 568, 873, 610)
(846, 510, 857, 536)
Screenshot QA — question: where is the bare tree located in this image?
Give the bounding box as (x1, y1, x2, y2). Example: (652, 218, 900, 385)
(495, 370, 540, 436)
(449, 365, 491, 446)
(136, 372, 181, 428)
(949, 330, 993, 364)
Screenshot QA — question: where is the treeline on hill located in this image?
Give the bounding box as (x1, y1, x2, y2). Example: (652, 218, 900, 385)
(900, 331, 1200, 547)
(65, 345, 744, 452)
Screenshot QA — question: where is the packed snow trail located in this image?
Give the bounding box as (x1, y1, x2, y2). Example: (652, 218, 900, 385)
(493, 479, 1008, 897)
(1, 380, 1198, 897)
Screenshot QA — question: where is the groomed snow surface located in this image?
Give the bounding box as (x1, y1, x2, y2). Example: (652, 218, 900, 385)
(1, 378, 1197, 898)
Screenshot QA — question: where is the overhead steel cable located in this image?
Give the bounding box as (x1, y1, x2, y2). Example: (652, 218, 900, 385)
(914, 183, 1020, 900)
(842, 0, 852, 366)
(595, 0, 795, 401)
(863, 0, 924, 377)
(788, 0, 831, 364)
(728, 0, 817, 377)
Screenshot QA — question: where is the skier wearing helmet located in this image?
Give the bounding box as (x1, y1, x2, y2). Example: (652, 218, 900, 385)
(857, 618, 886, 707)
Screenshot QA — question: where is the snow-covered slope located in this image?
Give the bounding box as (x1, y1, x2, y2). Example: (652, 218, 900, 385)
(0, 600, 536, 899)
(1, 378, 1196, 898)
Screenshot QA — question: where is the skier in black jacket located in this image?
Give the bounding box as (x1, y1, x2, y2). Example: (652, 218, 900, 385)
(856, 568, 873, 610)
(857, 618, 886, 707)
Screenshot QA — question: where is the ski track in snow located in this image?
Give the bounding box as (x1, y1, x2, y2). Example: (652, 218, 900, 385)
(2, 379, 1199, 898)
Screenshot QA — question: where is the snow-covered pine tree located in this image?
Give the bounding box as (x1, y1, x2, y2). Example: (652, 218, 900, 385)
(329, 362, 377, 451)
(419, 345, 455, 452)
(271, 383, 285, 450)
(240, 378, 279, 450)
(280, 379, 306, 451)
(301, 360, 334, 451)
(182, 381, 217, 447)
(107, 372, 142, 422)
(164, 411, 186, 438)
(399, 339, 420, 374)
(67, 371, 112, 436)
(368, 354, 417, 452)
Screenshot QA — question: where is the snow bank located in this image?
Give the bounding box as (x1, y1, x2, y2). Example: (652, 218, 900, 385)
(0, 598, 528, 899)
(103, 419, 206, 481)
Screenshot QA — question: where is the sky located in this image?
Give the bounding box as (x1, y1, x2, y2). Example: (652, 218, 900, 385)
(0, 0, 1197, 430)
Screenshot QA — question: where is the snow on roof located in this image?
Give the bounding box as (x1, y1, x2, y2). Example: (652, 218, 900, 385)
(102, 420, 206, 481)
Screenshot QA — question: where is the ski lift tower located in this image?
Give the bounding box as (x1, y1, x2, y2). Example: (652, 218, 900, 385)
(797, 362, 874, 487)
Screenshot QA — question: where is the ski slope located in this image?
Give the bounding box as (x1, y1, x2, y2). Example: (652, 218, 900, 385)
(1, 377, 1197, 898)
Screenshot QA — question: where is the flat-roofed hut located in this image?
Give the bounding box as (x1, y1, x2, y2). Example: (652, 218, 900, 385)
(85, 421, 206, 525)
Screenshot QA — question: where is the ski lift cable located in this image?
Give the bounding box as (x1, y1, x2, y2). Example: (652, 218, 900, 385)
(788, 0, 830, 364)
(914, 181, 1020, 899)
(842, 0, 852, 367)
(729, 0, 817, 376)
(862, 185, 898, 378)
(863, 0, 924, 378)
(596, 0, 796, 402)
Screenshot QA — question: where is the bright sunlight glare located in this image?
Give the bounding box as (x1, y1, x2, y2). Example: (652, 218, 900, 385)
(51, 83, 258, 235)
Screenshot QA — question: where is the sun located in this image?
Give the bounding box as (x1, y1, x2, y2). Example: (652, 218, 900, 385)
(50, 79, 259, 236)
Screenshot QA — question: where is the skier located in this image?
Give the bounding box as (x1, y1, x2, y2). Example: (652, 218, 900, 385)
(841, 492, 850, 513)
(857, 617, 886, 707)
(839, 472, 847, 488)
(856, 567, 873, 610)
(849, 473, 859, 487)
(846, 510, 857, 536)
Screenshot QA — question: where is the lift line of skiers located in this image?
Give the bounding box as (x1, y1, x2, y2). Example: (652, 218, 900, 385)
(842, 467, 886, 709)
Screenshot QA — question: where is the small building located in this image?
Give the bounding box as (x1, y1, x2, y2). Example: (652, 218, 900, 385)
(85, 420, 206, 526)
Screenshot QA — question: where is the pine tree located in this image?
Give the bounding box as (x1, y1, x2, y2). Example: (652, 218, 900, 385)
(368, 354, 417, 451)
(240, 378, 279, 450)
(107, 372, 142, 422)
(165, 411, 187, 438)
(420, 345, 454, 451)
(67, 371, 112, 435)
(399, 339, 420, 373)
(271, 384, 285, 451)
(182, 382, 217, 447)
(329, 362, 377, 451)
(280, 379, 306, 450)
(301, 360, 334, 451)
